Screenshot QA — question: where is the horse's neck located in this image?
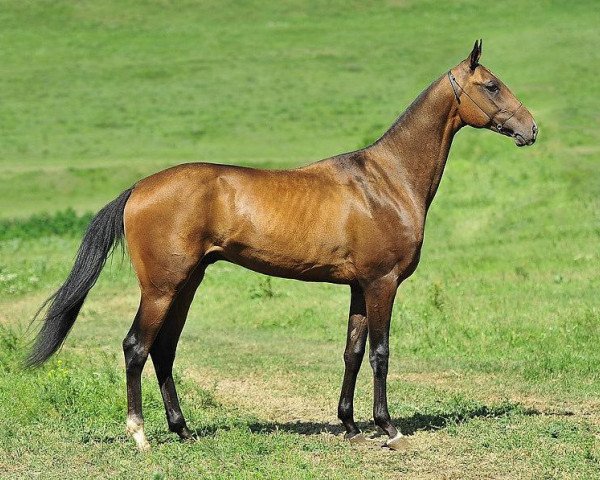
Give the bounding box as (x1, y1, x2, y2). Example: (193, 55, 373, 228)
(367, 76, 463, 213)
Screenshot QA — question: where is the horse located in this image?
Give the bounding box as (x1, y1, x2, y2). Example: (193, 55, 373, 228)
(27, 40, 537, 451)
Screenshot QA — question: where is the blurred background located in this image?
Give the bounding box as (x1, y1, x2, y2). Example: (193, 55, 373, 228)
(0, 1, 598, 478)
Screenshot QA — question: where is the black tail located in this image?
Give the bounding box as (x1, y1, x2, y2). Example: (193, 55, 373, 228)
(26, 188, 133, 367)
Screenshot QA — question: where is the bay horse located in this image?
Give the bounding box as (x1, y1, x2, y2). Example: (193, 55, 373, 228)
(28, 40, 537, 451)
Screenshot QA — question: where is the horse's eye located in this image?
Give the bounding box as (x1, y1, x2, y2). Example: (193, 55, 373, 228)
(485, 83, 499, 93)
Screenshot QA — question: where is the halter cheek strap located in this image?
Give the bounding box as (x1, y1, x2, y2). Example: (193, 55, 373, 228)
(447, 71, 522, 132)
(447, 71, 462, 105)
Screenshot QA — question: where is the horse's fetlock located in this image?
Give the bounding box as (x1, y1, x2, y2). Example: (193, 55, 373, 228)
(168, 412, 186, 432)
(374, 410, 392, 429)
(343, 347, 364, 366)
(338, 399, 353, 422)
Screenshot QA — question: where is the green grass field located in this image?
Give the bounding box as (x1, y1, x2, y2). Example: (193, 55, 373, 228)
(1, 1, 599, 478)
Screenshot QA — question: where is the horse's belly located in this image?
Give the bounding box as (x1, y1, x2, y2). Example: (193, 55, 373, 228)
(220, 233, 355, 283)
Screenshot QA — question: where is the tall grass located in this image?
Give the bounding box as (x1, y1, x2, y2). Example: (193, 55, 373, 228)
(0, 209, 93, 241)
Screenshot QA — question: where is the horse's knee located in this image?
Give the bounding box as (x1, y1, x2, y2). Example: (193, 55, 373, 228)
(369, 346, 389, 377)
(343, 344, 365, 369)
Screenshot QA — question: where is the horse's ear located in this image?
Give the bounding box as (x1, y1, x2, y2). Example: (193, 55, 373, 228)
(469, 39, 482, 71)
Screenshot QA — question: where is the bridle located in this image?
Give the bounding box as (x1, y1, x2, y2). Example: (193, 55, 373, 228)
(447, 70, 522, 134)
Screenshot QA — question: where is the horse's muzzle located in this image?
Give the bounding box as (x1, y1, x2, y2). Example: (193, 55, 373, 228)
(513, 122, 538, 147)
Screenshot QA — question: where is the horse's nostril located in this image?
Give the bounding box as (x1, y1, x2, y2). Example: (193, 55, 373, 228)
(532, 123, 538, 136)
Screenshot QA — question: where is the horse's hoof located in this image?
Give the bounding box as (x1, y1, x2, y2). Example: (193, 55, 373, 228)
(137, 440, 151, 452)
(127, 418, 151, 452)
(385, 433, 409, 451)
(178, 427, 195, 441)
(346, 432, 367, 444)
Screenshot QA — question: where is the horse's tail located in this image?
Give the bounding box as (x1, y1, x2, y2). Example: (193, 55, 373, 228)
(26, 187, 133, 367)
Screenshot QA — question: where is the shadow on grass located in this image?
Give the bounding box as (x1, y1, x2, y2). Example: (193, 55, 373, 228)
(83, 402, 541, 445)
(241, 402, 541, 438)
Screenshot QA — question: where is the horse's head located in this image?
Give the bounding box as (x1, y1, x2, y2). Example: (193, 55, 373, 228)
(448, 40, 537, 147)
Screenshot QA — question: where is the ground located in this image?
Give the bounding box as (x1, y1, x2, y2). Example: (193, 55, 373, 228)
(0, 0, 599, 478)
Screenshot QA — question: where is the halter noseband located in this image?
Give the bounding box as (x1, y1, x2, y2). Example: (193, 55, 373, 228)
(447, 71, 522, 133)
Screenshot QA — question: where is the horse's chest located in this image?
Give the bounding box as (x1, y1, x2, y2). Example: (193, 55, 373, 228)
(349, 212, 424, 278)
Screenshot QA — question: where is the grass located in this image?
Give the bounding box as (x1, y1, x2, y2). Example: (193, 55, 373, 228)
(0, 209, 93, 241)
(0, 0, 599, 478)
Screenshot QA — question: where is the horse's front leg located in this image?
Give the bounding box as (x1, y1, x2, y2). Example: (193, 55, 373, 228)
(338, 284, 368, 441)
(363, 275, 408, 450)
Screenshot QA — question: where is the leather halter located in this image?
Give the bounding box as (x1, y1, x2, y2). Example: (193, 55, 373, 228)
(447, 71, 522, 133)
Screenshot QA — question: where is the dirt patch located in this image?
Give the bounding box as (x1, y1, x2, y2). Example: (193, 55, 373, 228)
(186, 366, 337, 425)
(186, 366, 600, 434)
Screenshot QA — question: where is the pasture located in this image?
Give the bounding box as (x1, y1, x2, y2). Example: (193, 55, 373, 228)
(0, 1, 598, 478)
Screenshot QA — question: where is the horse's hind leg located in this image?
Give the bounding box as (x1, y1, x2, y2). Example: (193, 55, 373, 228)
(121, 184, 211, 450)
(123, 291, 175, 451)
(150, 266, 205, 440)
